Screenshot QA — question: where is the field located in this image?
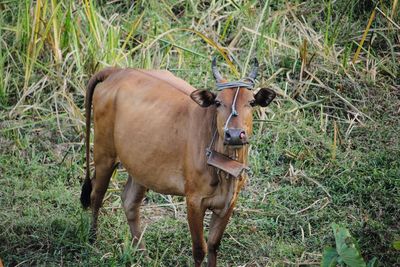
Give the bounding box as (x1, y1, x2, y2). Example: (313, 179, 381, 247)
(0, 0, 399, 266)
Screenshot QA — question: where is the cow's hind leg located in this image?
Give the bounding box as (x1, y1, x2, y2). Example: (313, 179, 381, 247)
(122, 175, 147, 249)
(89, 155, 116, 242)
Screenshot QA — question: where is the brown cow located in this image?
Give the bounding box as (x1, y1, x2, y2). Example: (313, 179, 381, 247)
(80, 59, 276, 267)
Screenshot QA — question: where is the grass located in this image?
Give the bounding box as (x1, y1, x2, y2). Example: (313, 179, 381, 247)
(0, 0, 399, 266)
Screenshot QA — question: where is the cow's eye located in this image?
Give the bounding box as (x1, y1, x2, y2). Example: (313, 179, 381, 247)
(215, 100, 221, 107)
(249, 99, 256, 107)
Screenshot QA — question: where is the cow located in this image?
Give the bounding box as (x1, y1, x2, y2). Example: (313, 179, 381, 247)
(80, 58, 276, 267)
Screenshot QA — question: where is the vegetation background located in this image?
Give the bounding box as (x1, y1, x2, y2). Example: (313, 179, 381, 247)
(0, 0, 399, 266)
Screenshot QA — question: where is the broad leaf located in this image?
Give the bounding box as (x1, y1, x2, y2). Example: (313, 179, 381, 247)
(367, 257, 378, 267)
(321, 247, 339, 267)
(331, 223, 367, 267)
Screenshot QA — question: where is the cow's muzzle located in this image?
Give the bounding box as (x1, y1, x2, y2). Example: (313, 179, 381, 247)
(224, 128, 247, 146)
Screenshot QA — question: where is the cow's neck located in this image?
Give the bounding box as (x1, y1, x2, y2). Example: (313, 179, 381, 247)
(202, 108, 249, 217)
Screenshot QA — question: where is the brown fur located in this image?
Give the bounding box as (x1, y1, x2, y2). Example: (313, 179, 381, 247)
(81, 67, 274, 266)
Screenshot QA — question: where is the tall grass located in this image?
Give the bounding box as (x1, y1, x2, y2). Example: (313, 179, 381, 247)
(0, 0, 399, 266)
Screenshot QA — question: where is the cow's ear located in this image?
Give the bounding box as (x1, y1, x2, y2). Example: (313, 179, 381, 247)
(190, 90, 216, 107)
(253, 88, 276, 107)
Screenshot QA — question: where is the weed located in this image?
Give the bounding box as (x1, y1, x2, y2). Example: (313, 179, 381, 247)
(0, 0, 399, 266)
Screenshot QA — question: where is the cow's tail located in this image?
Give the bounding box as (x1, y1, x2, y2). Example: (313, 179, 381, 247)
(81, 67, 120, 209)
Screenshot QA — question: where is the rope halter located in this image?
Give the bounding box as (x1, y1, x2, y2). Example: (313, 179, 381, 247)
(206, 57, 259, 154)
(212, 57, 258, 129)
(216, 78, 255, 131)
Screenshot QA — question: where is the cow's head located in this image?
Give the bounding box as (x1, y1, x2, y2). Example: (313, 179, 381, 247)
(190, 58, 276, 147)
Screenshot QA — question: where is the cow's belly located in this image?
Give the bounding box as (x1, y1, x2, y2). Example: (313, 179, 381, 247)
(120, 156, 186, 196)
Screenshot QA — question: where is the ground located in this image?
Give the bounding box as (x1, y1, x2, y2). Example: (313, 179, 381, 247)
(0, 0, 399, 266)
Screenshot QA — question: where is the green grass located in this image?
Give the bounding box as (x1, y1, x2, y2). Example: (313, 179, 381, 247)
(1, 0, 399, 266)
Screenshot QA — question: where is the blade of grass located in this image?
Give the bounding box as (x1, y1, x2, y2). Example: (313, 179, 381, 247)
(390, 0, 398, 20)
(116, 12, 145, 62)
(84, 0, 101, 47)
(331, 120, 337, 160)
(243, 0, 270, 77)
(24, 0, 44, 93)
(324, 0, 332, 50)
(352, 7, 376, 64)
(50, 0, 62, 65)
(376, 7, 400, 30)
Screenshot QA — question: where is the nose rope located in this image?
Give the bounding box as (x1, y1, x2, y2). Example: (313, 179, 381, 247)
(215, 77, 255, 91)
(223, 87, 240, 132)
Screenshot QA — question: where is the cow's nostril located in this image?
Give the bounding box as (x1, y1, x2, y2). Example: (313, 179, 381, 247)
(239, 131, 246, 139)
(225, 131, 231, 139)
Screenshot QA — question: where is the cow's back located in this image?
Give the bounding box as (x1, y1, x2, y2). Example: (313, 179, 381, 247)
(92, 69, 198, 195)
(136, 69, 196, 96)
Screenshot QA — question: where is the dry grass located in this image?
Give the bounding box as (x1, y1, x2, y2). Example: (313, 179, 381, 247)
(0, 0, 399, 266)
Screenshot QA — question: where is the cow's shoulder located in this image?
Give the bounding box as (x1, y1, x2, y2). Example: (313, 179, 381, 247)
(134, 69, 197, 96)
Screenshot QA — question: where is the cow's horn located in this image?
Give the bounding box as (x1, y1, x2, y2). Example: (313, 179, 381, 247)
(248, 58, 259, 80)
(212, 57, 223, 83)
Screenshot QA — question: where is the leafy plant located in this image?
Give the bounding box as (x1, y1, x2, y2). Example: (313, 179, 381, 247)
(321, 223, 377, 267)
(1, 0, 399, 265)
(393, 240, 400, 251)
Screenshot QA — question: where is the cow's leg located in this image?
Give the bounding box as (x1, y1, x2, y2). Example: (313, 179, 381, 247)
(122, 175, 147, 249)
(89, 155, 116, 242)
(206, 206, 235, 267)
(187, 197, 207, 267)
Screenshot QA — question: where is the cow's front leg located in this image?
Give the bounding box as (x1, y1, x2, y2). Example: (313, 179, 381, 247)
(206, 205, 235, 267)
(186, 197, 207, 267)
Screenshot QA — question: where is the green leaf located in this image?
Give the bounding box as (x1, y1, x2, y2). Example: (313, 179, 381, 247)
(393, 240, 400, 250)
(340, 246, 367, 267)
(331, 223, 367, 267)
(367, 257, 378, 267)
(321, 247, 339, 267)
